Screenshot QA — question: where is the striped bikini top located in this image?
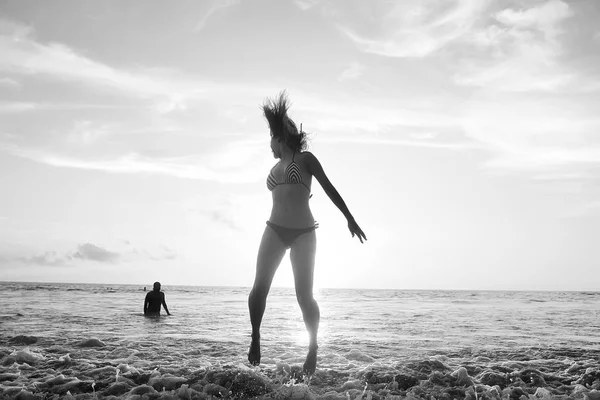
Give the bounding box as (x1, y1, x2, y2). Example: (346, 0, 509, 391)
(267, 152, 310, 192)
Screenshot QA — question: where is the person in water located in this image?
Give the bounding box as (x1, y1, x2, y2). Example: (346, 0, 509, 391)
(144, 282, 171, 316)
(248, 91, 367, 375)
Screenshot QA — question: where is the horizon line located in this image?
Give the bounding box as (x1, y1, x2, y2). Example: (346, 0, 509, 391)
(1, 280, 597, 293)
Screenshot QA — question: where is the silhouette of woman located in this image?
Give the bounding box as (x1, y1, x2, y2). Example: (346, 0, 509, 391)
(248, 91, 367, 374)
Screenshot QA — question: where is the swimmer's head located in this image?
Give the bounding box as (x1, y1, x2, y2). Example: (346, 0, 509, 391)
(262, 91, 308, 156)
(153, 282, 161, 291)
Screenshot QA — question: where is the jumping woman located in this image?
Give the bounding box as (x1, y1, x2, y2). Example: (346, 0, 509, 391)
(247, 91, 367, 375)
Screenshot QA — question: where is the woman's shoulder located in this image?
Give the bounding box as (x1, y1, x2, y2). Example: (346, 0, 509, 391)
(298, 151, 317, 161)
(297, 151, 320, 173)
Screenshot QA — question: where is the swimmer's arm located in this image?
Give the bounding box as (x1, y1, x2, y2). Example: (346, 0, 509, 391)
(306, 152, 367, 243)
(161, 293, 171, 315)
(143, 296, 149, 315)
(305, 152, 354, 221)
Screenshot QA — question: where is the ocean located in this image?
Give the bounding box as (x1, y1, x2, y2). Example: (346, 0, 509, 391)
(0, 282, 599, 399)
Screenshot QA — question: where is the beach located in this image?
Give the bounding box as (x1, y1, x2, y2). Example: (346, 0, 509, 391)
(1, 282, 599, 399)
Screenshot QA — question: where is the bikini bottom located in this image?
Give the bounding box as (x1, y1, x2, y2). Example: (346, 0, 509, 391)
(266, 221, 316, 248)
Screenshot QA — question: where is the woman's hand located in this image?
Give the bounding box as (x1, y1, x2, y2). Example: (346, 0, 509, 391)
(348, 218, 367, 243)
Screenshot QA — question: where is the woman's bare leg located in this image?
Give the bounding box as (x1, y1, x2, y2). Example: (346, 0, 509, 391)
(248, 226, 287, 366)
(289, 231, 319, 374)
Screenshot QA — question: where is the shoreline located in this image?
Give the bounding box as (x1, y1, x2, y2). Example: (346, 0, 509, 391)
(2, 334, 600, 399)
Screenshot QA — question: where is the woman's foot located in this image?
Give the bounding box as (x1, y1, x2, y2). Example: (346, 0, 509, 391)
(248, 334, 261, 366)
(303, 345, 318, 375)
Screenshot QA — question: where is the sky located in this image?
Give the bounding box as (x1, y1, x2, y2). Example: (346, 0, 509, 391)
(1, 0, 599, 291)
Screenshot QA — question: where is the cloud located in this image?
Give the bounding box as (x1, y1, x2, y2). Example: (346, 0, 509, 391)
(455, 0, 574, 92)
(494, 0, 571, 38)
(18, 251, 68, 267)
(531, 171, 596, 182)
(188, 195, 243, 231)
(409, 131, 439, 140)
(0, 77, 20, 89)
(67, 120, 114, 145)
(454, 59, 574, 92)
(208, 210, 241, 231)
(6, 242, 181, 266)
(72, 243, 119, 263)
(294, 0, 321, 11)
(318, 134, 483, 150)
(0, 101, 37, 113)
(482, 147, 600, 172)
(0, 18, 285, 117)
(149, 246, 176, 261)
(458, 85, 600, 178)
(333, 0, 485, 57)
(14, 243, 119, 266)
(338, 62, 364, 81)
(446, 1, 600, 179)
(192, 0, 240, 33)
(0, 19, 205, 113)
(289, 90, 462, 135)
(0, 141, 265, 183)
(0, 101, 132, 113)
(122, 241, 178, 261)
(161, 246, 177, 260)
(559, 199, 600, 218)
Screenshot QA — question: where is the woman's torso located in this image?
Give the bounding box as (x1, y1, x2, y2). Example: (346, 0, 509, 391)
(267, 152, 315, 228)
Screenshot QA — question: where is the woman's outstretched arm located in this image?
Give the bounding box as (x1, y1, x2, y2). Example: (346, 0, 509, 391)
(305, 152, 367, 243)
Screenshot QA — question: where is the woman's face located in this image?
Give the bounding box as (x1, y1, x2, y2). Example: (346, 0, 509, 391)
(270, 136, 281, 159)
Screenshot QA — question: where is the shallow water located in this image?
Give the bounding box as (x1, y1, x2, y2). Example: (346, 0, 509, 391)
(1, 282, 599, 399)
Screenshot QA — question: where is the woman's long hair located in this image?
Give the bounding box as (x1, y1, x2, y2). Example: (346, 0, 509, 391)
(262, 91, 308, 152)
